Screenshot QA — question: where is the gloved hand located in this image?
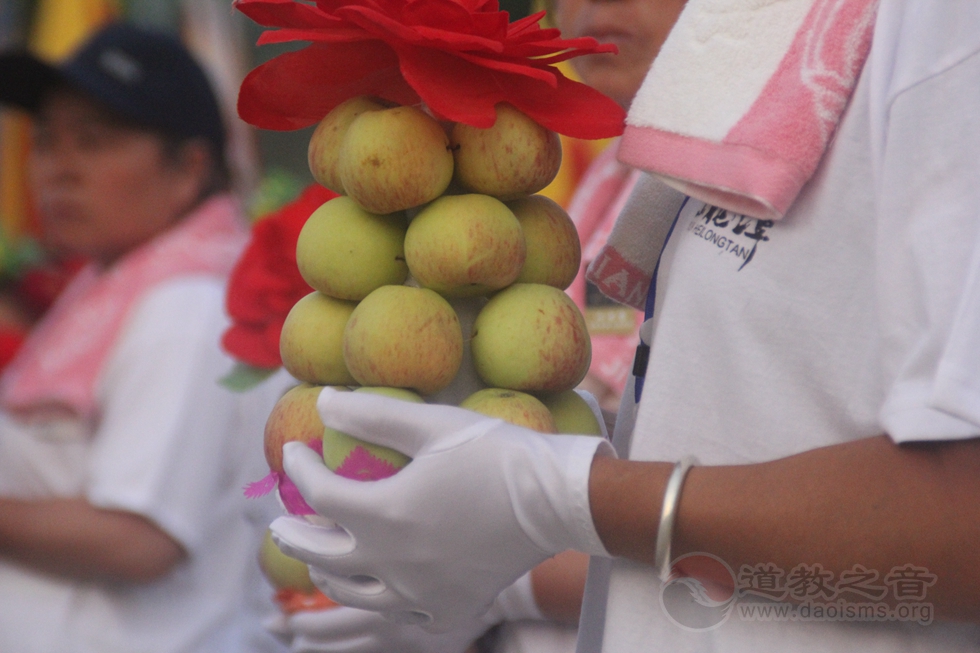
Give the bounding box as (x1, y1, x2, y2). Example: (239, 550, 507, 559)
(270, 387, 614, 632)
(266, 606, 485, 653)
(264, 573, 543, 653)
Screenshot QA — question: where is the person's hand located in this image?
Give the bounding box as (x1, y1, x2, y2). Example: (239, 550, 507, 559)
(270, 388, 614, 632)
(262, 573, 544, 653)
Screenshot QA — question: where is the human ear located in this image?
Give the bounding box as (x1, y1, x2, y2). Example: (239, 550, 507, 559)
(168, 139, 214, 210)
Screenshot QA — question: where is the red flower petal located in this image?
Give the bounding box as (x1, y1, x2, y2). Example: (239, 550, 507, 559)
(256, 27, 368, 45)
(395, 44, 624, 138)
(505, 10, 544, 36)
(238, 41, 419, 130)
(513, 71, 626, 139)
(234, 0, 336, 29)
(0, 327, 26, 372)
(505, 36, 617, 58)
(235, 0, 625, 138)
(222, 184, 337, 368)
(401, 0, 509, 41)
(339, 2, 508, 51)
(315, 0, 358, 12)
(221, 322, 282, 369)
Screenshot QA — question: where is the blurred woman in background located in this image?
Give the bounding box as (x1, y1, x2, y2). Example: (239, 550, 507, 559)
(0, 22, 286, 653)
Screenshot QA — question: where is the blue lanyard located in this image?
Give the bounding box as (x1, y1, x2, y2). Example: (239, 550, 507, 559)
(633, 197, 688, 404)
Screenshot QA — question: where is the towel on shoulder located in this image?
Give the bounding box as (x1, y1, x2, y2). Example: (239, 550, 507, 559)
(589, 0, 879, 309)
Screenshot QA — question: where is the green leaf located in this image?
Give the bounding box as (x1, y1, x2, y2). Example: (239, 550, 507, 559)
(220, 362, 279, 392)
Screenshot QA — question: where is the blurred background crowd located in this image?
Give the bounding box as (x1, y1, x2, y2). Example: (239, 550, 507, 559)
(0, 1, 650, 651)
(0, 0, 620, 377)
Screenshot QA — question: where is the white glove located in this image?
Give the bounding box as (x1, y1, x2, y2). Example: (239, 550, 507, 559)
(270, 387, 613, 632)
(265, 573, 543, 653)
(268, 607, 485, 653)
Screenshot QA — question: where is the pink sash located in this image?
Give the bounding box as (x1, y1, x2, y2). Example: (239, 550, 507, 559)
(0, 195, 247, 421)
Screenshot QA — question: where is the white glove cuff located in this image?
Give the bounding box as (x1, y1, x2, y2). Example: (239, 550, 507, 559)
(557, 435, 616, 558)
(484, 572, 544, 625)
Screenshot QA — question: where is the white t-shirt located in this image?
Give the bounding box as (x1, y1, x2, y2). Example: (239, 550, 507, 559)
(0, 278, 290, 653)
(583, 1, 980, 651)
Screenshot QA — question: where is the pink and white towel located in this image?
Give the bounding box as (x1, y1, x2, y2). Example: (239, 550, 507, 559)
(620, 0, 878, 220)
(588, 0, 878, 309)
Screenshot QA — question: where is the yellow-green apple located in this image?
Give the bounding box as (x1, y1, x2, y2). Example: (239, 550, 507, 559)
(259, 528, 338, 614)
(259, 527, 317, 594)
(296, 196, 408, 301)
(538, 390, 603, 435)
(322, 387, 418, 480)
(471, 283, 591, 392)
(308, 96, 387, 194)
(426, 296, 489, 406)
(460, 388, 558, 433)
(507, 195, 581, 289)
(263, 383, 346, 474)
(280, 291, 358, 385)
(404, 194, 526, 297)
(451, 103, 562, 200)
(339, 105, 454, 214)
(344, 285, 463, 395)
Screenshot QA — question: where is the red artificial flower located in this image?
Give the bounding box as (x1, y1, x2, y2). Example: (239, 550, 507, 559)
(0, 327, 27, 372)
(235, 0, 626, 139)
(222, 184, 338, 369)
(0, 256, 87, 373)
(274, 587, 338, 615)
(14, 256, 87, 318)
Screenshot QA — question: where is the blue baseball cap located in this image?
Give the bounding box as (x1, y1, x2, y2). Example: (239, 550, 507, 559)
(0, 22, 226, 153)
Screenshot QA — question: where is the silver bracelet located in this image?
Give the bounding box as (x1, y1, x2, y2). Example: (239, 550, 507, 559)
(654, 456, 698, 582)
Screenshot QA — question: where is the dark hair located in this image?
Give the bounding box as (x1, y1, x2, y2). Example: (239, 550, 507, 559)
(1, 22, 229, 173)
(159, 133, 232, 201)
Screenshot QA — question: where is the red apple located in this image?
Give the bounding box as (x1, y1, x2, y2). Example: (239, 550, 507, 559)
(459, 388, 558, 433)
(343, 285, 463, 395)
(451, 103, 562, 200)
(471, 283, 591, 393)
(263, 383, 345, 473)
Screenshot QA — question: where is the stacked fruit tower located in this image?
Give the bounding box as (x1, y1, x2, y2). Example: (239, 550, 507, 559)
(257, 95, 610, 614)
(235, 0, 627, 614)
(269, 96, 605, 491)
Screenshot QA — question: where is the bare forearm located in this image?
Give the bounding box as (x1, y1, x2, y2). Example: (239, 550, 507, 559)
(0, 497, 185, 583)
(589, 435, 980, 622)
